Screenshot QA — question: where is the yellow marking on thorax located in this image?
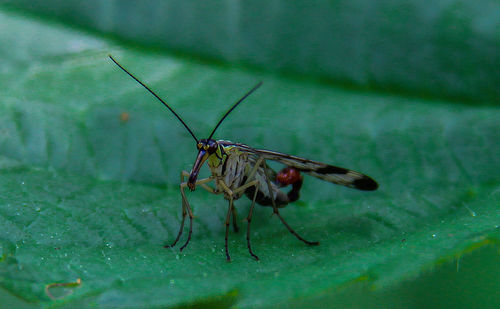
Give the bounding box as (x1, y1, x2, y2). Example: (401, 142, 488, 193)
(207, 153, 221, 168)
(222, 145, 241, 155)
(207, 146, 228, 168)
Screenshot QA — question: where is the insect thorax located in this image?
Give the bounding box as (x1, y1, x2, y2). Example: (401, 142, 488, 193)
(206, 143, 286, 204)
(206, 144, 249, 198)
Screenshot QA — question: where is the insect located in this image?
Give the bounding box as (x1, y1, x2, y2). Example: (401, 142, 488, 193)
(109, 55, 378, 261)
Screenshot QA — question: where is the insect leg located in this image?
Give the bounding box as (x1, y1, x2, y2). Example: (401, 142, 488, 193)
(225, 196, 234, 261)
(217, 180, 235, 261)
(231, 207, 239, 233)
(179, 181, 195, 252)
(262, 160, 319, 246)
(164, 171, 191, 248)
(163, 194, 186, 248)
(180, 175, 215, 252)
(229, 179, 261, 260)
(218, 180, 233, 262)
(165, 171, 214, 251)
(245, 180, 260, 260)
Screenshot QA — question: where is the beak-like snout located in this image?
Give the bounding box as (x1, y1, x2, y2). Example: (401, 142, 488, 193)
(187, 150, 208, 191)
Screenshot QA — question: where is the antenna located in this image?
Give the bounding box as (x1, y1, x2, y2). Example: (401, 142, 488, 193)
(208, 81, 262, 140)
(109, 55, 198, 142)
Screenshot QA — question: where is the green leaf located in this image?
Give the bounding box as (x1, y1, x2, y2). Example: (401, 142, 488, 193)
(0, 7, 499, 309)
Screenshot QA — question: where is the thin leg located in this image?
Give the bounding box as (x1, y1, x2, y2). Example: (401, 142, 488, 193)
(275, 212, 319, 245)
(224, 197, 234, 261)
(246, 182, 260, 260)
(262, 160, 319, 246)
(218, 179, 261, 261)
(179, 182, 195, 251)
(165, 171, 214, 251)
(221, 158, 266, 261)
(227, 179, 260, 260)
(164, 171, 191, 248)
(180, 178, 214, 252)
(217, 181, 234, 261)
(179, 208, 193, 251)
(231, 207, 239, 233)
(163, 198, 186, 248)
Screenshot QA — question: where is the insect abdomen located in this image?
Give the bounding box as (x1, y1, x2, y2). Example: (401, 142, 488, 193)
(243, 166, 303, 207)
(244, 185, 289, 207)
(276, 167, 303, 203)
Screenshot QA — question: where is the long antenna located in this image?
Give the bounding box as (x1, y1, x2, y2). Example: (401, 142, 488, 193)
(208, 81, 262, 140)
(109, 55, 198, 142)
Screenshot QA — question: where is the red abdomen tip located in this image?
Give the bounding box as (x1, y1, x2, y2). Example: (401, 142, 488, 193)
(276, 167, 302, 186)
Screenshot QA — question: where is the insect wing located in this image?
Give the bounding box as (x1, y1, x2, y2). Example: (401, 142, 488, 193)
(229, 143, 378, 191)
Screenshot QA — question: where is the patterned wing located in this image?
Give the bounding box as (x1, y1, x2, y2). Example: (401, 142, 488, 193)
(224, 142, 378, 191)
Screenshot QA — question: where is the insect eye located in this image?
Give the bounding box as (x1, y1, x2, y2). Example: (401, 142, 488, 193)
(197, 143, 203, 149)
(203, 145, 209, 150)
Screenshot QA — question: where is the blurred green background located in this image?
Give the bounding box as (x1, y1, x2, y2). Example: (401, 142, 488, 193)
(0, 1, 499, 308)
(2, 0, 500, 103)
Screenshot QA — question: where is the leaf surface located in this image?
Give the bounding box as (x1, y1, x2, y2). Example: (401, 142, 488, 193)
(0, 8, 499, 309)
